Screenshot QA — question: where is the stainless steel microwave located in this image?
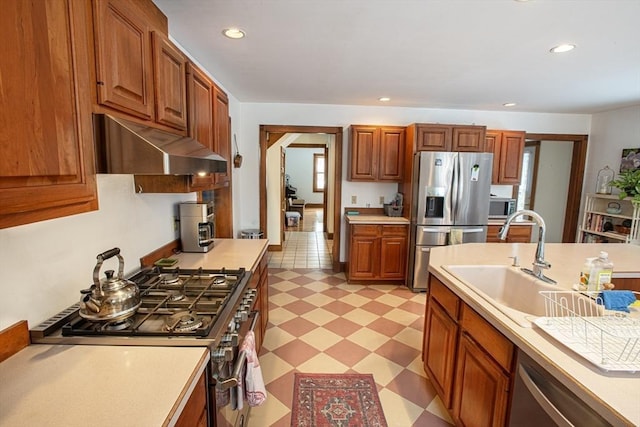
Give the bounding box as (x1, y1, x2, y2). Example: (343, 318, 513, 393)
(489, 198, 516, 218)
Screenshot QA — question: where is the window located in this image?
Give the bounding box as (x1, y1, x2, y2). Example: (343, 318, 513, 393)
(313, 153, 325, 192)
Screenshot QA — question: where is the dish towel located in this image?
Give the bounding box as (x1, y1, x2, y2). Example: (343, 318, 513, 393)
(599, 290, 637, 313)
(449, 228, 463, 245)
(239, 330, 267, 406)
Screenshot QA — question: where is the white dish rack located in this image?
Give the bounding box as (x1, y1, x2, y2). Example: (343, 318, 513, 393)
(534, 290, 640, 373)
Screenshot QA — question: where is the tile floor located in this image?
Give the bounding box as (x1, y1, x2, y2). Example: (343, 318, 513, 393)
(248, 269, 454, 426)
(252, 213, 455, 426)
(268, 208, 333, 270)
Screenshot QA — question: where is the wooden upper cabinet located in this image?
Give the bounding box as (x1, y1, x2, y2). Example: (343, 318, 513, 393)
(0, 0, 97, 229)
(452, 126, 486, 152)
(187, 63, 215, 149)
(349, 126, 378, 180)
(379, 127, 406, 181)
(213, 85, 231, 185)
(484, 131, 501, 184)
(186, 63, 215, 190)
(93, 0, 154, 120)
(415, 124, 485, 152)
(485, 130, 525, 184)
(152, 31, 187, 130)
(416, 125, 452, 151)
(348, 125, 405, 182)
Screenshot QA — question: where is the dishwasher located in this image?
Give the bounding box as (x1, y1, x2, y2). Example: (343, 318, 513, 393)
(508, 351, 611, 427)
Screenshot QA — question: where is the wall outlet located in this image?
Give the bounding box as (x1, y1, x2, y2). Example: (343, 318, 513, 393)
(379, 196, 385, 205)
(351, 195, 357, 204)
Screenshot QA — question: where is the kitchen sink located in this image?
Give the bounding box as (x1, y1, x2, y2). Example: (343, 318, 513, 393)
(442, 265, 558, 327)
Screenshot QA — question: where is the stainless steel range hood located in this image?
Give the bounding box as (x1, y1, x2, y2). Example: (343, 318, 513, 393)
(94, 114, 227, 175)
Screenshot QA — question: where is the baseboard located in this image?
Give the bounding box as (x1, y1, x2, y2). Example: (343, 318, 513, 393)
(305, 203, 323, 208)
(268, 244, 283, 252)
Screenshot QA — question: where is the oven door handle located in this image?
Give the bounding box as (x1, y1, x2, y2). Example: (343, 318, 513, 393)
(216, 311, 260, 391)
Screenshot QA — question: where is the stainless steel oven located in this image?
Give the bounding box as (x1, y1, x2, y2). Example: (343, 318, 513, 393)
(30, 263, 256, 427)
(214, 311, 260, 427)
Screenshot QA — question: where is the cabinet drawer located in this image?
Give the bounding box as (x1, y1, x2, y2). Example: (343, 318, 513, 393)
(430, 277, 460, 320)
(351, 224, 380, 236)
(460, 304, 514, 372)
(381, 225, 408, 236)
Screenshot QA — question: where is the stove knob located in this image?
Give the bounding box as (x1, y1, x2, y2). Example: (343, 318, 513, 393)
(234, 310, 248, 322)
(221, 333, 238, 347)
(212, 346, 233, 363)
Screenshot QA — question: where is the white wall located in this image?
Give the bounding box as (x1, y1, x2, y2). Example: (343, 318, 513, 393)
(584, 105, 640, 197)
(234, 103, 592, 260)
(0, 175, 195, 329)
(285, 147, 325, 204)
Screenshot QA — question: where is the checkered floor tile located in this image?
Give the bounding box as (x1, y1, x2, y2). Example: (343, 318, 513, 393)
(247, 268, 454, 427)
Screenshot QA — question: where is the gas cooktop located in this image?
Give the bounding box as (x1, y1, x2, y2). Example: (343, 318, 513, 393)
(30, 266, 251, 345)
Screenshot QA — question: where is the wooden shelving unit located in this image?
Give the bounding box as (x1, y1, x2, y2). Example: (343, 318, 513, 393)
(579, 194, 639, 244)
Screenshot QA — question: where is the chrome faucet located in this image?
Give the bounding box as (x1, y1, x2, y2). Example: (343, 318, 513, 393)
(498, 209, 556, 284)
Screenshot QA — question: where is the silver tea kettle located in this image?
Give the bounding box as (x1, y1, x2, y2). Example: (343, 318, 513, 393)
(79, 248, 141, 322)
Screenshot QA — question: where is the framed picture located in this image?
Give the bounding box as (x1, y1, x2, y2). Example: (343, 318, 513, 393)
(620, 148, 640, 172)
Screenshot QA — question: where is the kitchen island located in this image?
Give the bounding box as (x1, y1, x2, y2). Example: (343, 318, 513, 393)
(0, 344, 209, 426)
(427, 243, 640, 426)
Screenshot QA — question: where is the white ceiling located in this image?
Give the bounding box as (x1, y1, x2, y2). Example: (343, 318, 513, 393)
(153, 0, 640, 114)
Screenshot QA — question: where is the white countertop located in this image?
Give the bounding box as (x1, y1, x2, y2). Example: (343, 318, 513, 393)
(345, 214, 410, 224)
(0, 345, 209, 427)
(429, 243, 640, 426)
(174, 238, 269, 272)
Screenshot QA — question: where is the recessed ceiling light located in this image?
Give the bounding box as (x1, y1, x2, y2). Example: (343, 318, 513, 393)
(503, 102, 517, 107)
(378, 97, 391, 102)
(222, 28, 246, 39)
(550, 43, 576, 53)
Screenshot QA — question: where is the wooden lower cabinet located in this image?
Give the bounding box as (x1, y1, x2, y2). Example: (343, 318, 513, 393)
(614, 277, 640, 293)
(347, 223, 408, 283)
(423, 300, 459, 408)
(423, 275, 516, 426)
(249, 250, 269, 352)
(175, 371, 208, 427)
(453, 334, 510, 427)
(487, 224, 532, 243)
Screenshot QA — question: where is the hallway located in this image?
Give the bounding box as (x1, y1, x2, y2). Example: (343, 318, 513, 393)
(268, 207, 333, 269)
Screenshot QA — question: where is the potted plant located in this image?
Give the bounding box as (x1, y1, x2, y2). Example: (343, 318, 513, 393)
(611, 168, 640, 205)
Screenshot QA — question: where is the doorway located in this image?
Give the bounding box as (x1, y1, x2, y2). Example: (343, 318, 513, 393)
(523, 133, 588, 243)
(519, 140, 574, 242)
(259, 125, 343, 272)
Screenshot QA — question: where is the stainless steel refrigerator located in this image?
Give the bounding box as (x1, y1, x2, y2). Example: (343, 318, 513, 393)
(408, 151, 493, 291)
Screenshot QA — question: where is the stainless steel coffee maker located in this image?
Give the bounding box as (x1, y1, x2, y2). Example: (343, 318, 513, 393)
(179, 202, 215, 253)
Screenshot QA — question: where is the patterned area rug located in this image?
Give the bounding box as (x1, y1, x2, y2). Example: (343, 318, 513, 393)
(291, 373, 388, 427)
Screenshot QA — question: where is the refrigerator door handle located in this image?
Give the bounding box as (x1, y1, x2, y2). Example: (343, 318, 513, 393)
(420, 227, 451, 233)
(451, 153, 459, 221)
(461, 228, 484, 233)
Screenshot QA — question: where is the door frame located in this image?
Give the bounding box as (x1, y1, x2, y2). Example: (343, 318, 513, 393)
(524, 133, 588, 243)
(259, 125, 343, 272)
